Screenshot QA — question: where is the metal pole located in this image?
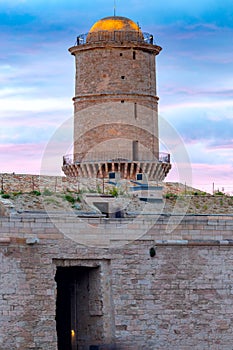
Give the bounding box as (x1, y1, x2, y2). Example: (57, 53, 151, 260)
(114, 0, 116, 16)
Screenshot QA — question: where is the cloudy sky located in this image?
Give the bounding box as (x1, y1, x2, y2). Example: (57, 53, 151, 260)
(0, 0, 233, 193)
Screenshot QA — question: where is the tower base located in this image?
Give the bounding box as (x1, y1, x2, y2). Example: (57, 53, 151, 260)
(62, 160, 171, 181)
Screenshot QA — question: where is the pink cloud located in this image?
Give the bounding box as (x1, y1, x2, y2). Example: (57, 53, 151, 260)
(0, 143, 45, 174)
(166, 163, 233, 194)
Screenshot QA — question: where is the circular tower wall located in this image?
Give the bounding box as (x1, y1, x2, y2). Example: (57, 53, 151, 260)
(63, 16, 171, 180)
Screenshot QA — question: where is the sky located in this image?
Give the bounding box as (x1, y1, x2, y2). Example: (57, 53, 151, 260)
(0, 0, 233, 194)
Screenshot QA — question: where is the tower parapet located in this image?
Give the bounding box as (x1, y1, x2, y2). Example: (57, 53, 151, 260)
(75, 31, 154, 46)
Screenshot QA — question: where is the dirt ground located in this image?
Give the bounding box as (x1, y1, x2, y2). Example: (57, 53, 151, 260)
(1, 181, 232, 215)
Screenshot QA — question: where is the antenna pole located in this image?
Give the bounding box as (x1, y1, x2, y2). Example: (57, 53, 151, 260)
(114, 0, 116, 16)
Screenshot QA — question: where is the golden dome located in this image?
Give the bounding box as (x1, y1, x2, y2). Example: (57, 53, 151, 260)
(86, 16, 144, 44)
(89, 16, 141, 33)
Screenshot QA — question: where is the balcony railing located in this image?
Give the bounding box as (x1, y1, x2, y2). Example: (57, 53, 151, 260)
(63, 151, 170, 166)
(75, 31, 154, 46)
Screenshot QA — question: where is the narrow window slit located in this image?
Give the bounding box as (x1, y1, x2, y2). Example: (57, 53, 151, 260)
(134, 103, 137, 119)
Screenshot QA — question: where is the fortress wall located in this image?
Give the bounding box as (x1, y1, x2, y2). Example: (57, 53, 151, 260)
(0, 214, 233, 349)
(0, 173, 80, 193)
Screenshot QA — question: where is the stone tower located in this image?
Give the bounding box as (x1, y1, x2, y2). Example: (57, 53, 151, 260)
(62, 16, 171, 180)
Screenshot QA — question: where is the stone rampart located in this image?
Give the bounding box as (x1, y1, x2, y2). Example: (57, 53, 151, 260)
(0, 173, 79, 193)
(0, 213, 233, 349)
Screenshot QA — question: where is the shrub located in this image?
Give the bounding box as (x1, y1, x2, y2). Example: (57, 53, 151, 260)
(190, 191, 207, 196)
(97, 185, 102, 194)
(199, 191, 207, 196)
(165, 193, 178, 199)
(196, 191, 207, 196)
(1, 194, 10, 199)
(30, 190, 41, 196)
(109, 187, 119, 197)
(214, 190, 225, 196)
(64, 194, 75, 204)
(12, 191, 22, 197)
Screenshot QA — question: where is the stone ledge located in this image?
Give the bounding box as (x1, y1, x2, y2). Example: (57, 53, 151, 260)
(155, 239, 233, 246)
(0, 237, 11, 244)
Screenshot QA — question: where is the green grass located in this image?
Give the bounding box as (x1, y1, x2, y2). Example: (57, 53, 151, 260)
(43, 188, 53, 196)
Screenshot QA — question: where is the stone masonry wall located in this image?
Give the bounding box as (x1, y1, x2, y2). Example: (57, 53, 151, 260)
(74, 47, 156, 97)
(0, 173, 79, 194)
(74, 121, 159, 158)
(71, 41, 159, 164)
(0, 213, 233, 349)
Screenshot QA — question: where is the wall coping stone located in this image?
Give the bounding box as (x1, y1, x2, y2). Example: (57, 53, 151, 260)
(154, 239, 233, 246)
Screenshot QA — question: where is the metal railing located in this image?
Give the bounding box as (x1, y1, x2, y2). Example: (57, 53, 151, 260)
(75, 31, 154, 46)
(63, 151, 170, 165)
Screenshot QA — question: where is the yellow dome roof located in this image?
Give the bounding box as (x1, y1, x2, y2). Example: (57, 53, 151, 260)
(89, 16, 141, 33)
